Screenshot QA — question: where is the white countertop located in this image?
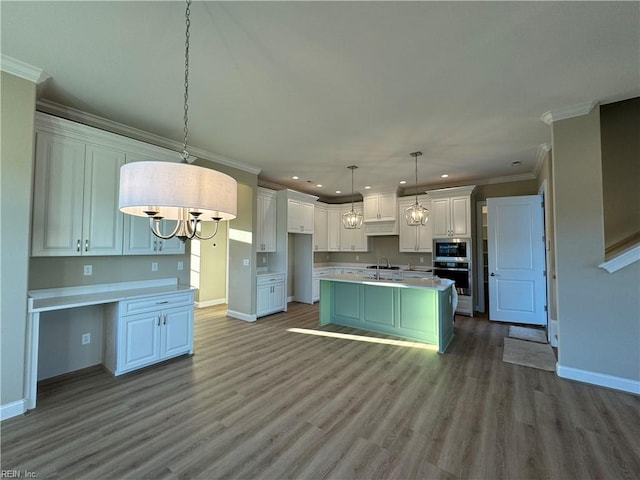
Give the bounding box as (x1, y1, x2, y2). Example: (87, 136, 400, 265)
(320, 274, 452, 291)
(28, 278, 194, 313)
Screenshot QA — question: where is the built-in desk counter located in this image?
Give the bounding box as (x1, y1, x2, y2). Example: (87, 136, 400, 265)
(25, 279, 194, 412)
(319, 275, 455, 352)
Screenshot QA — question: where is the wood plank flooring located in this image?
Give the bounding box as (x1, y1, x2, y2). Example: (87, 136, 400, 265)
(2, 302, 639, 479)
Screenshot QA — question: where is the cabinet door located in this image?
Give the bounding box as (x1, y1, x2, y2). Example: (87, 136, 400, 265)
(162, 306, 193, 358)
(120, 312, 161, 372)
(287, 199, 300, 232)
(378, 193, 397, 221)
(327, 207, 341, 251)
(450, 196, 471, 237)
(300, 202, 314, 233)
(124, 217, 185, 255)
(363, 195, 380, 222)
(314, 205, 328, 251)
(416, 219, 433, 252)
(31, 133, 86, 256)
(262, 194, 277, 251)
(398, 202, 418, 251)
(270, 282, 286, 311)
(83, 145, 125, 255)
(431, 198, 451, 237)
(256, 284, 271, 317)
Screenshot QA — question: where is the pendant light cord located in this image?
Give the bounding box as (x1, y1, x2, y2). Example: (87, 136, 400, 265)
(181, 0, 191, 162)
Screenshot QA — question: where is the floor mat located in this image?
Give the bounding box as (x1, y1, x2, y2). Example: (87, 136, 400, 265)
(508, 325, 548, 344)
(503, 337, 556, 372)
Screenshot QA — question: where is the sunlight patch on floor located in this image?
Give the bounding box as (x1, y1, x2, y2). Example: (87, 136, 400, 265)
(286, 327, 438, 350)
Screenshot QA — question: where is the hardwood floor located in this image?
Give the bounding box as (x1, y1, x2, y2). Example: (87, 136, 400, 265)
(2, 302, 639, 479)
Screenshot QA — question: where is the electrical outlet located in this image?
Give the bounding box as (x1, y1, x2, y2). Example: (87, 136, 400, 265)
(83, 265, 92, 276)
(262, 257, 267, 264)
(151, 262, 158, 272)
(177, 261, 184, 271)
(355, 255, 359, 261)
(243, 258, 250, 266)
(420, 257, 424, 263)
(82, 333, 91, 345)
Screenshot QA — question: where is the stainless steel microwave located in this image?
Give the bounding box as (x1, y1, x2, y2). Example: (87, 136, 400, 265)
(433, 238, 471, 261)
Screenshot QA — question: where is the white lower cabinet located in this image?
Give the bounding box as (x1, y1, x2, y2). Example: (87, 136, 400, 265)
(105, 291, 194, 376)
(257, 273, 286, 317)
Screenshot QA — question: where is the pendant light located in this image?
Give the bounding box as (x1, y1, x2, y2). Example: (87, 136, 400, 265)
(404, 151, 429, 226)
(118, 0, 237, 242)
(342, 165, 364, 229)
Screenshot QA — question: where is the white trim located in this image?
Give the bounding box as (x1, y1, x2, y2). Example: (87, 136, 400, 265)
(548, 318, 558, 347)
(226, 309, 256, 322)
(598, 243, 640, 273)
(36, 99, 262, 175)
(557, 364, 640, 395)
(534, 143, 550, 177)
(287, 295, 295, 303)
(541, 101, 599, 125)
(1, 399, 27, 421)
(0, 54, 50, 84)
(195, 298, 226, 308)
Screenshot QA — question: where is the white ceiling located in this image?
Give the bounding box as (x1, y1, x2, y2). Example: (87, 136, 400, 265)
(2, 1, 639, 199)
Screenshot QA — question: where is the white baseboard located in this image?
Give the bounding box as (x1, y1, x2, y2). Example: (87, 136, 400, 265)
(287, 296, 295, 303)
(1, 398, 26, 421)
(226, 309, 256, 323)
(195, 298, 226, 308)
(557, 364, 640, 395)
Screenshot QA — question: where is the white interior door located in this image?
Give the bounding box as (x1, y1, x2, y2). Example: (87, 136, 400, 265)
(488, 195, 547, 325)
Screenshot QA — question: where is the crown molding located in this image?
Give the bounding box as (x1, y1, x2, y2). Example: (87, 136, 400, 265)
(0, 54, 50, 84)
(534, 143, 551, 177)
(541, 101, 599, 125)
(36, 99, 261, 175)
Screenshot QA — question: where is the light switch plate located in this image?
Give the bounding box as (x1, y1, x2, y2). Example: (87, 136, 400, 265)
(83, 265, 92, 276)
(151, 262, 158, 272)
(177, 261, 184, 271)
(243, 258, 250, 266)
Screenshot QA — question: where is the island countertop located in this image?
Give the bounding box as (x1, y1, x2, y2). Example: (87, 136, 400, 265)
(320, 274, 453, 291)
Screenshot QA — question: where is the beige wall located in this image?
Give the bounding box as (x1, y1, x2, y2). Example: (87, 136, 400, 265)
(193, 221, 228, 304)
(600, 98, 640, 249)
(551, 107, 640, 382)
(1, 72, 36, 406)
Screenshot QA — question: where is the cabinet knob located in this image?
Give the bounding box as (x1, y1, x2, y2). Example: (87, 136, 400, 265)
(158, 241, 163, 251)
(77, 239, 81, 252)
(163, 314, 167, 325)
(153, 241, 157, 251)
(157, 315, 161, 326)
(85, 239, 89, 252)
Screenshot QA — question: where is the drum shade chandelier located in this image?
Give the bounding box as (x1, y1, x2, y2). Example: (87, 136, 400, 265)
(118, 0, 237, 242)
(342, 165, 364, 229)
(404, 151, 429, 226)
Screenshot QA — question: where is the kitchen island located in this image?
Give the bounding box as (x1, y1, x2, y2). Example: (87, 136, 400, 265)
(319, 275, 455, 353)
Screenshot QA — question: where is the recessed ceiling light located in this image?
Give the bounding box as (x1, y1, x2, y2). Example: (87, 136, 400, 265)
(441, 174, 449, 178)
(335, 190, 341, 194)
(316, 184, 323, 188)
(399, 180, 407, 185)
(364, 186, 371, 189)
(292, 176, 299, 180)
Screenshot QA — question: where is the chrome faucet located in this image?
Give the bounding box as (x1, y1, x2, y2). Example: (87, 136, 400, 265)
(376, 257, 390, 279)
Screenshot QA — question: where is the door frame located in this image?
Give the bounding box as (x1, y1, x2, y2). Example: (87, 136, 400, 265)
(475, 200, 487, 313)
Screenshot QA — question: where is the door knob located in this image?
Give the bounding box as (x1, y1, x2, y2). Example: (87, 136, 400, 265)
(490, 272, 497, 276)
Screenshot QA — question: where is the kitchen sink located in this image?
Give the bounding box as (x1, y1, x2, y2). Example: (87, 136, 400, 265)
(366, 265, 400, 270)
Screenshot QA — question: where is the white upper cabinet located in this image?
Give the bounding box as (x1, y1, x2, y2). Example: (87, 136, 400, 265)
(428, 186, 475, 238)
(257, 188, 277, 252)
(32, 131, 125, 256)
(313, 203, 328, 251)
(327, 205, 342, 251)
(32, 112, 191, 257)
(363, 191, 397, 222)
(287, 198, 314, 234)
(398, 195, 433, 252)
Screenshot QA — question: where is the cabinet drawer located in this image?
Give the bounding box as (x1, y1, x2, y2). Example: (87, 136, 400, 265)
(257, 274, 285, 286)
(120, 292, 193, 316)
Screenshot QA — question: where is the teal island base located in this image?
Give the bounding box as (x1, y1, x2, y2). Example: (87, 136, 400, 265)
(319, 276, 455, 353)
